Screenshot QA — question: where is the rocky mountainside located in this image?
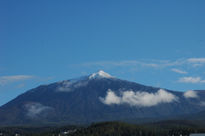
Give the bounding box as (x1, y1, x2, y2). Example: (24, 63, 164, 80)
(0, 70, 205, 126)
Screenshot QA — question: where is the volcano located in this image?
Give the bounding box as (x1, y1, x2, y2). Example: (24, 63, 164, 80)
(0, 70, 205, 126)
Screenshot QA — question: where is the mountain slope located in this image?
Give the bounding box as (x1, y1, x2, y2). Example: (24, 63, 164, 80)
(0, 71, 205, 126)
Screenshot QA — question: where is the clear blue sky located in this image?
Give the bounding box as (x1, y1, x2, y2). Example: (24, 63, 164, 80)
(0, 0, 205, 106)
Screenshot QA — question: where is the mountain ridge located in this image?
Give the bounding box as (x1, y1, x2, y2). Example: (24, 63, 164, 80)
(0, 70, 205, 126)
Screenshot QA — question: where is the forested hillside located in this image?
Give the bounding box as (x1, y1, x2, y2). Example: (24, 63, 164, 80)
(1, 121, 205, 136)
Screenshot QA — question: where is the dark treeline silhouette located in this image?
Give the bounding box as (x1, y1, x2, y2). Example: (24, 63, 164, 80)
(0, 121, 205, 136)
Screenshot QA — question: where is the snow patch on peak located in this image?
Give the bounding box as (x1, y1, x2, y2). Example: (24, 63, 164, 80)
(89, 70, 113, 79)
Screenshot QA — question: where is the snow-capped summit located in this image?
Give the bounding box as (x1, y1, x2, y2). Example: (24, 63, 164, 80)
(89, 70, 113, 79)
(1, 69, 205, 126)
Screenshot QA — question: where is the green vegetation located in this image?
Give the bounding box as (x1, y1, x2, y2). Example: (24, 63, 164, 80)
(70, 121, 205, 136)
(0, 121, 205, 136)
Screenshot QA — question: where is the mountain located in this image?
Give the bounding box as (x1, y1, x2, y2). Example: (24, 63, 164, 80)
(0, 70, 205, 126)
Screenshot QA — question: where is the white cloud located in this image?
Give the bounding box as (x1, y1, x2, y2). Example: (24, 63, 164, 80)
(57, 80, 73, 92)
(187, 58, 205, 63)
(183, 90, 198, 98)
(178, 77, 205, 84)
(0, 75, 33, 86)
(56, 80, 88, 92)
(73, 81, 88, 88)
(24, 102, 53, 118)
(99, 89, 121, 105)
(80, 58, 205, 71)
(82, 60, 159, 68)
(187, 58, 205, 67)
(100, 89, 178, 107)
(171, 68, 187, 74)
(81, 59, 186, 69)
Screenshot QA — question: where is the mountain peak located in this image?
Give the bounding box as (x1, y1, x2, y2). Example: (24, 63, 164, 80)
(89, 70, 113, 79)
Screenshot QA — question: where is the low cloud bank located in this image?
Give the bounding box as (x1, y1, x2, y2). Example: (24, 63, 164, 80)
(183, 90, 198, 99)
(100, 89, 178, 107)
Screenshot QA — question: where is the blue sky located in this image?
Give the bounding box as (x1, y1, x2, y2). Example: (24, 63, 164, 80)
(0, 0, 205, 106)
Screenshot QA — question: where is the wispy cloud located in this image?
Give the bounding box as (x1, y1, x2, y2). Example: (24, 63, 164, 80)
(56, 80, 88, 92)
(0, 75, 33, 86)
(187, 58, 205, 67)
(178, 77, 205, 84)
(187, 58, 205, 63)
(81, 58, 205, 69)
(200, 101, 205, 106)
(183, 90, 198, 98)
(100, 89, 178, 107)
(16, 83, 25, 88)
(82, 60, 159, 68)
(81, 59, 187, 69)
(171, 68, 187, 74)
(24, 102, 53, 118)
